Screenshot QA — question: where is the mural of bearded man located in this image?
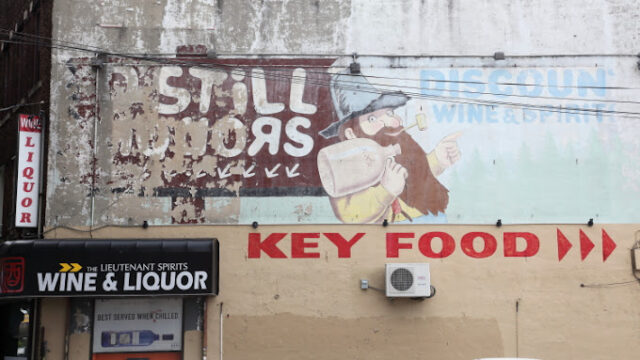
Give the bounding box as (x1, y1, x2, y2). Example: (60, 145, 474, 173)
(318, 72, 461, 224)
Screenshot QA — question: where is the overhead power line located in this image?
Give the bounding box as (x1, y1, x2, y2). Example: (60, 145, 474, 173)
(3, 28, 638, 90)
(3, 29, 640, 120)
(0, 101, 46, 113)
(3, 28, 639, 59)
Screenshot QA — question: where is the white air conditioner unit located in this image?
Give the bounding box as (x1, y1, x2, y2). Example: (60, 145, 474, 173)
(385, 263, 431, 297)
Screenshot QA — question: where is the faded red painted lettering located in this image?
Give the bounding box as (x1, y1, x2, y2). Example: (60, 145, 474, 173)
(26, 152, 34, 162)
(291, 233, 320, 258)
(324, 233, 365, 258)
(386, 233, 414, 257)
(418, 232, 455, 258)
(504, 232, 539, 257)
(461, 232, 497, 258)
(248, 233, 287, 258)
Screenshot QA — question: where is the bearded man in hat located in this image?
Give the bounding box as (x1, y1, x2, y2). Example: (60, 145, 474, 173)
(319, 72, 461, 224)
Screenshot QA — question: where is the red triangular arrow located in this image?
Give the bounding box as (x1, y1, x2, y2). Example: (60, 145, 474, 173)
(557, 229, 572, 261)
(579, 230, 595, 261)
(602, 229, 616, 262)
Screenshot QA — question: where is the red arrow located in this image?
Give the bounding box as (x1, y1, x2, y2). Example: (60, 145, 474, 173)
(579, 230, 595, 261)
(557, 229, 572, 261)
(602, 229, 616, 262)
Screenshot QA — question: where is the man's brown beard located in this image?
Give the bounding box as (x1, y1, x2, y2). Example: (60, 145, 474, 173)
(351, 125, 449, 216)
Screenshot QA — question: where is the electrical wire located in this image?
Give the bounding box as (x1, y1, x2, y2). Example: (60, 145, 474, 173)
(8, 26, 634, 234)
(3, 27, 639, 62)
(323, 79, 640, 106)
(580, 280, 638, 288)
(0, 101, 46, 113)
(121, 60, 640, 120)
(3, 28, 639, 92)
(3, 29, 640, 120)
(301, 68, 636, 91)
(0, 29, 633, 96)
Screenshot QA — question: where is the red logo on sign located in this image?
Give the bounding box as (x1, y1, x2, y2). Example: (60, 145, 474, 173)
(1, 257, 25, 293)
(18, 114, 42, 133)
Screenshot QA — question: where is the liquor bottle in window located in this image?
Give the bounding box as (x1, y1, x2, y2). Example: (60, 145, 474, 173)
(101, 330, 174, 347)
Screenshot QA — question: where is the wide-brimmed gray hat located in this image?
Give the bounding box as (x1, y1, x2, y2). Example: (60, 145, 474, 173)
(319, 72, 410, 139)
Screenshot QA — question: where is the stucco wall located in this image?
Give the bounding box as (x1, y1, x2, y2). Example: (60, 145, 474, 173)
(44, 55, 640, 226)
(45, 0, 640, 227)
(48, 0, 640, 56)
(47, 224, 640, 359)
(44, 1, 640, 359)
(40, 298, 68, 360)
(46, 1, 638, 227)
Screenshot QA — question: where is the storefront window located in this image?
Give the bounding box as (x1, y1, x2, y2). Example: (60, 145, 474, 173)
(92, 298, 184, 360)
(0, 300, 34, 360)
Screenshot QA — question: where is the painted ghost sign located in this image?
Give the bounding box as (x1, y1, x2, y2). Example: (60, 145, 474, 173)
(54, 57, 640, 225)
(316, 73, 462, 224)
(109, 59, 335, 197)
(412, 65, 640, 224)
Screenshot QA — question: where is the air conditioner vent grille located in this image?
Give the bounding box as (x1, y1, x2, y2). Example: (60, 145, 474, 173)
(390, 268, 413, 291)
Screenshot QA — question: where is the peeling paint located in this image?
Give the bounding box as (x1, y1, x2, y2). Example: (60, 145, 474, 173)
(47, 0, 640, 227)
(49, 58, 336, 225)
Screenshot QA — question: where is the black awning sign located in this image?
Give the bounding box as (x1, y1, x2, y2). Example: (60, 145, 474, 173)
(0, 239, 219, 298)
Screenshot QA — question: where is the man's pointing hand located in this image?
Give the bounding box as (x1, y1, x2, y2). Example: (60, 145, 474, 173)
(431, 131, 462, 175)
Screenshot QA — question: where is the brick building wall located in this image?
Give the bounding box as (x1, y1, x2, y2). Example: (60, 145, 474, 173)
(0, 0, 52, 239)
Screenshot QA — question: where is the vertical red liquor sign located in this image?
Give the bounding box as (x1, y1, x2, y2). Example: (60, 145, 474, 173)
(15, 114, 42, 227)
